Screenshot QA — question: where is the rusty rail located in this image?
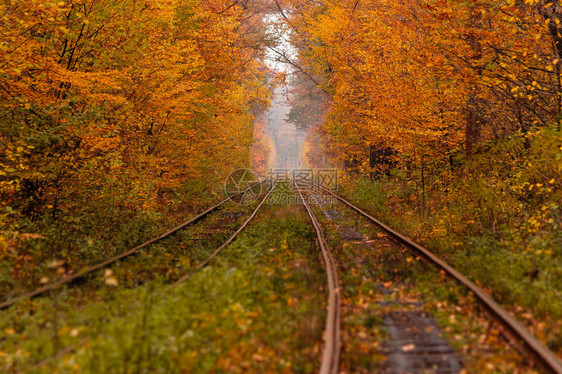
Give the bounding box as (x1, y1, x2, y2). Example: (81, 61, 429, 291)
(317, 184, 562, 374)
(295, 181, 341, 374)
(0, 180, 268, 310)
(171, 180, 278, 286)
(27, 180, 275, 369)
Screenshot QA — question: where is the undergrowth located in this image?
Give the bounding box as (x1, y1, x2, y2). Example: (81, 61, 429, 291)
(0, 201, 326, 373)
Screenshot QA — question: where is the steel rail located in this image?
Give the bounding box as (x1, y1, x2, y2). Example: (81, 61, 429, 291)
(317, 184, 562, 374)
(295, 181, 341, 374)
(171, 180, 278, 286)
(30, 181, 276, 369)
(0, 180, 268, 311)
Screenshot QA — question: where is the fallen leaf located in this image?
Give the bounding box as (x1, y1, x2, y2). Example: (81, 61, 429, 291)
(401, 343, 415, 352)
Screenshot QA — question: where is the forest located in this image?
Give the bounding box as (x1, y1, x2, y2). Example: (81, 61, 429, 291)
(1, 0, 561, 373)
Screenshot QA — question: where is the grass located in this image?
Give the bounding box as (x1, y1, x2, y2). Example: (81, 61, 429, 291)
(0, 190, 327, 373)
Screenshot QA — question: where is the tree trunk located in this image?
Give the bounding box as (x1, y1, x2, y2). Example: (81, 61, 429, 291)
(465, 9, 483, 157)
(465, 92, 482, 157)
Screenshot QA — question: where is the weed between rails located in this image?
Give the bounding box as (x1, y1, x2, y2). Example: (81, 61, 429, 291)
(310, 195, 535, 373)
(0, 199, 326, 373)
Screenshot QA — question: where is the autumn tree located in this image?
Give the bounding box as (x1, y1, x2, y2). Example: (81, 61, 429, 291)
(277, 0, 562, 173)
(0, 0, 273, 261)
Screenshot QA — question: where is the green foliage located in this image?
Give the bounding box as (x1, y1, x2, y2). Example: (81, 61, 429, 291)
(348, 178, 389, 216)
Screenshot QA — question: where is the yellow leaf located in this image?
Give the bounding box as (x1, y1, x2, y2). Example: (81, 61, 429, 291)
(105, 276, 118, 287)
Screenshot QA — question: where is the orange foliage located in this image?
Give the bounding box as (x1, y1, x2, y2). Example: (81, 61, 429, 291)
(251, 116, 275, 176)
(281, 0, 562, 173)
(0, 0, 273, 232)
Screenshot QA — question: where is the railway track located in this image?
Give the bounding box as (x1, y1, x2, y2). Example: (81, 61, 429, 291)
(0, 179, 270, 311)
(4, 176, 561, 373)
(309, 183, 562, 374)
(170, 179, 278, 286)
(27, 180, 279, 370)
(294, 181, 342, 374)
